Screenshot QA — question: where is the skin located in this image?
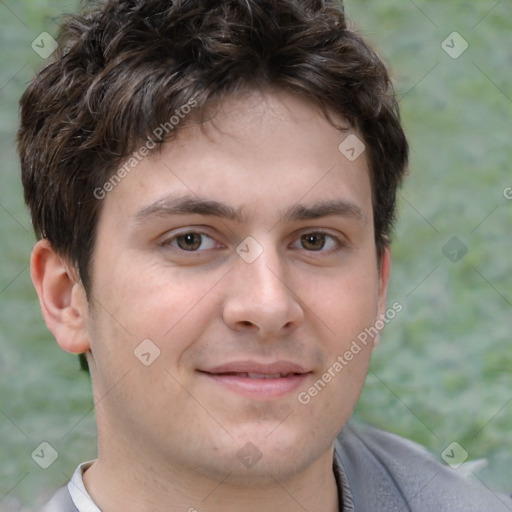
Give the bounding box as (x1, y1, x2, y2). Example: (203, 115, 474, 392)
(31, 88, 390, 512)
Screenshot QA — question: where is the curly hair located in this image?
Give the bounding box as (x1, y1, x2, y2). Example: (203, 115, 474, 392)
(18, 0, 408, 297)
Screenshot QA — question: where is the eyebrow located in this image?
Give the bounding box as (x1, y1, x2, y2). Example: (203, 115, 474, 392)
(134, 195, 366, 224)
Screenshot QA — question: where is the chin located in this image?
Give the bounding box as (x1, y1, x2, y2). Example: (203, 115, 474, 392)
(203, 425, 331, 485)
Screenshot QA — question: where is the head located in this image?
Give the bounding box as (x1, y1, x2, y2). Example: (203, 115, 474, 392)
(19, 0, 407, 492)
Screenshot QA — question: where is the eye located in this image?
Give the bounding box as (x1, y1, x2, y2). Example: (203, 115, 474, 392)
(294, 231, 341, 252)
(163, 231, 219, 252)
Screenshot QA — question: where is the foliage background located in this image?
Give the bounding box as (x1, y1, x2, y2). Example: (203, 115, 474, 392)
(0, 0, 510, 509)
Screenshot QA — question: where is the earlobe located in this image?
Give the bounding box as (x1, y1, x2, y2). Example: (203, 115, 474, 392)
(30, 239, 91, 354)
(373, 247, 392, 347)
(378, 247, 392, 306)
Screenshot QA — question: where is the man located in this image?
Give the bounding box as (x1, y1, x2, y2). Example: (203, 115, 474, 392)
(18, 0, 511, 510)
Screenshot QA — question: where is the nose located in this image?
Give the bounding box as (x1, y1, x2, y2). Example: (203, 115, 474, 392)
(222, 245, 304, 339)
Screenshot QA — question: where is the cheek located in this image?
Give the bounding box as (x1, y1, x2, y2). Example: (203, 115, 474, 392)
(305, 261, 380, 339)
(89, 253, 224, 363)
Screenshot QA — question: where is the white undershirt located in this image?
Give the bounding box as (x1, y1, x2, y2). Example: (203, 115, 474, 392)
(67, 460, 101, 512)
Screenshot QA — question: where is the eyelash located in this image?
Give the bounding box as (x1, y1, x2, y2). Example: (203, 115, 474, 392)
(160, 229, 344, 254)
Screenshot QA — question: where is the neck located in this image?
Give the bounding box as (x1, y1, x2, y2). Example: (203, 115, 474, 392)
(83, 438, 339, 512)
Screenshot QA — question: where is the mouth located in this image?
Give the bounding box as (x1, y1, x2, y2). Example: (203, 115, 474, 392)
(197, 361, 312, 398)
(209, 372, 303, 379)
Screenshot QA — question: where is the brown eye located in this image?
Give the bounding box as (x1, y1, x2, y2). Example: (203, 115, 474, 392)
(294, 231, 342, 253)
(175, 233, 203, 251)
(300, 232, 327, 251)
(161, 230, 221, 254)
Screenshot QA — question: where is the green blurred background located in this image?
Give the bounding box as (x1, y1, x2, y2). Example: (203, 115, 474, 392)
(0, 0, 510, 509)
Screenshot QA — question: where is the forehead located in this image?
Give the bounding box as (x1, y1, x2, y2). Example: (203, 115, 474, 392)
(98, 89, 373, 227)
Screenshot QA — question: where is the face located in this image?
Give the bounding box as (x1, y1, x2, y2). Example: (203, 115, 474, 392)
(83, 89, 390, 484)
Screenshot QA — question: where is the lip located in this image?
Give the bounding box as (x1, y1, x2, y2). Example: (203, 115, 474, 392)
(203, 360, 308, 375)
(197, 360, 311, 399)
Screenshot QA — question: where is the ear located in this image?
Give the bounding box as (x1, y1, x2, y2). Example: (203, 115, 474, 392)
(373, 246, 392, 347)
(30, 239, 90, 354)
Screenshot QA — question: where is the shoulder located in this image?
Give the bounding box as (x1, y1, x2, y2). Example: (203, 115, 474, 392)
(335, 422, 512, 512)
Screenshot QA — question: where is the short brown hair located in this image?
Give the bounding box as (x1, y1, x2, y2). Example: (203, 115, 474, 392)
(18, 0, 408, 296)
